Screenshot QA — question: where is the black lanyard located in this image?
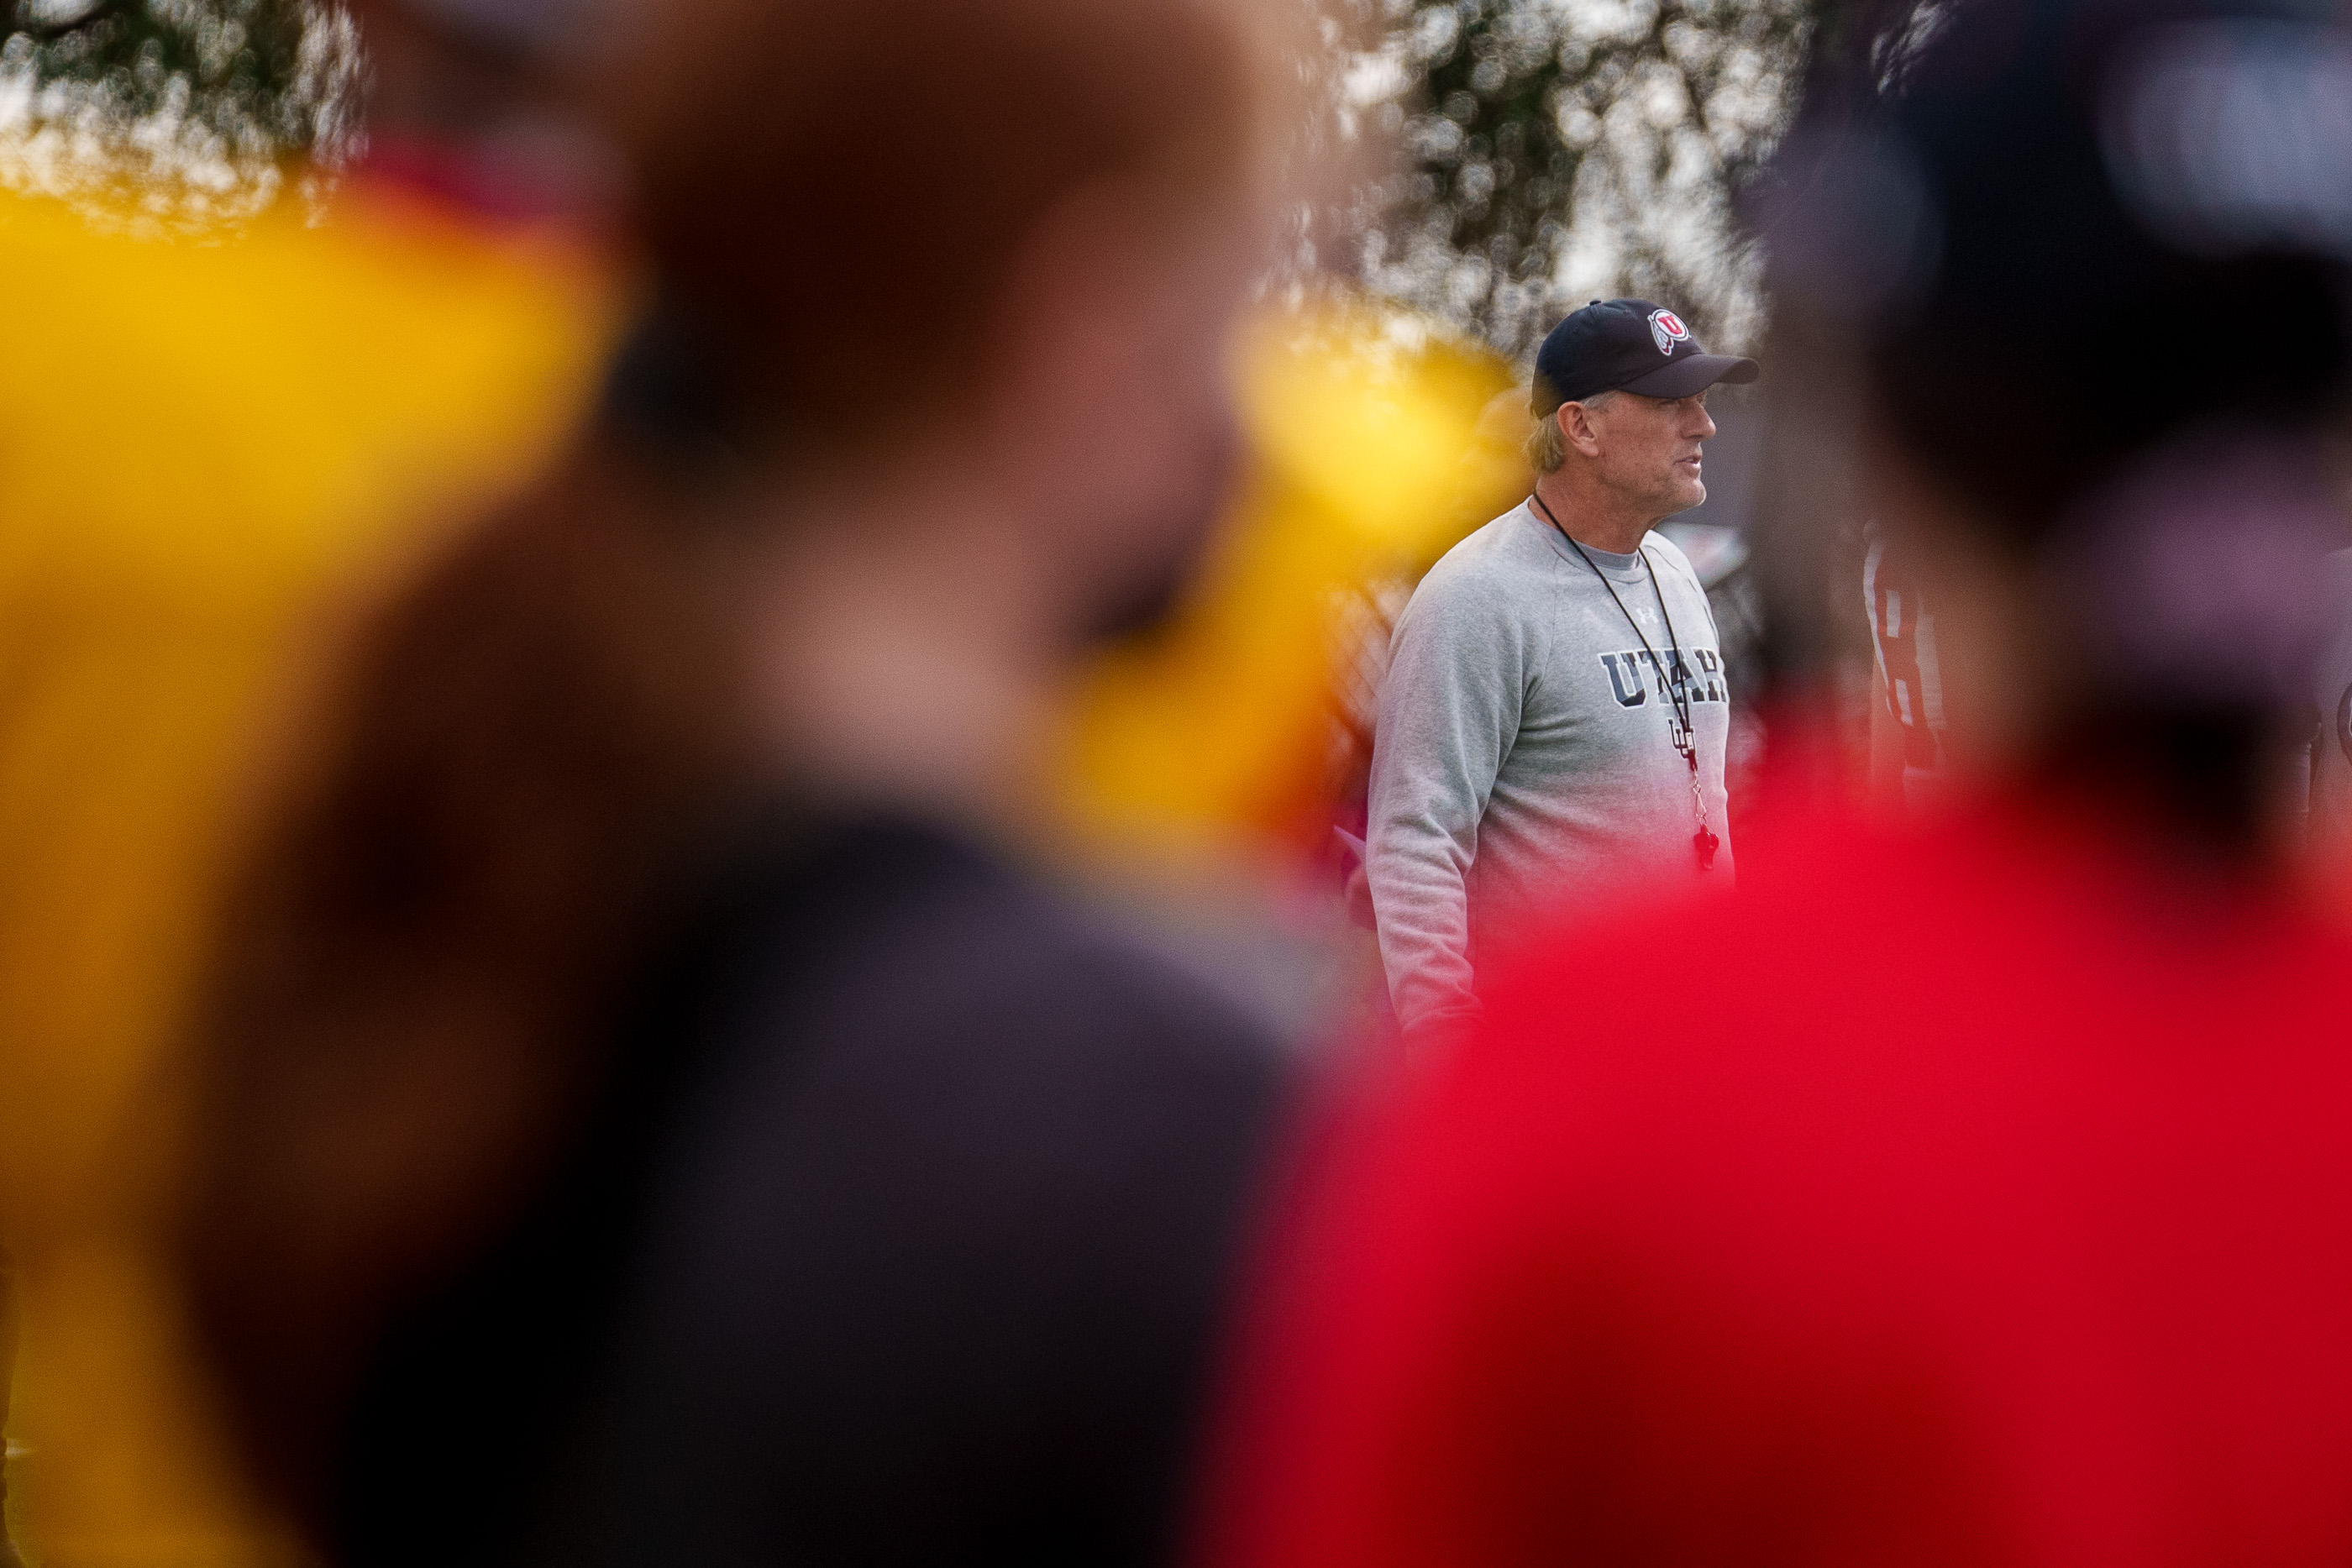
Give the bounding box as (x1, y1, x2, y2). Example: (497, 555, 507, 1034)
(1530, 494, 1720, 872)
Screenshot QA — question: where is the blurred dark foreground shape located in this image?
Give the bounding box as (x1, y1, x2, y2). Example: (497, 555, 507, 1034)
(0, 0, 627, 1558)
(1204, 1, 2352, 1564)
(176, 0, 1313, 1564)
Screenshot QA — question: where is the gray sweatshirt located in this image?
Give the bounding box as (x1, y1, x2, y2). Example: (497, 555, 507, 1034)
(1367, 502, 1734, 1030)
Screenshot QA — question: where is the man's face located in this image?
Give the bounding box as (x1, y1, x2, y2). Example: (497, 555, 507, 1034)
(1583, 389, 1718, 518)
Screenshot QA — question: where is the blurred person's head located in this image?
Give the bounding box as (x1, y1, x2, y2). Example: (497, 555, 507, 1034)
(1525, 299, 1756, 536)
(180, 0, 1316, 1539)
(590, 0, 1304, 810)
(1764, 0, 2352, 849)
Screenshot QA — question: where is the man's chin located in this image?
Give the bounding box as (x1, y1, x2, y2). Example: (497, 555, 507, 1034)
(1660, 479, 1708, 517)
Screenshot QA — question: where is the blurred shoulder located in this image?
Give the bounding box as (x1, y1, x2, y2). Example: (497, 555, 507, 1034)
(688, 813, 1292, 1096)
(1403, 506, 1550, 621)
(1447, 798, 2352, 1168)
(1423, 506, 1546, 583)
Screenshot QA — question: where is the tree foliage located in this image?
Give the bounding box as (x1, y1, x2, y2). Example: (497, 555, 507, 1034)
(0, 0, 358, 223)
(1357, 0, 1939, 359)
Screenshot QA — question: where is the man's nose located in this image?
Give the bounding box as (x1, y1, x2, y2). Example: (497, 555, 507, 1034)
(1689, 403, 1717, 441)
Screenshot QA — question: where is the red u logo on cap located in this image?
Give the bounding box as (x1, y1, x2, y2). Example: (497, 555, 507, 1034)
(1648, 309, 1690, 355)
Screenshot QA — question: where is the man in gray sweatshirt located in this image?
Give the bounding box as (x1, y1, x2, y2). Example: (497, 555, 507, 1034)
(1367, 300, 1758, 1032)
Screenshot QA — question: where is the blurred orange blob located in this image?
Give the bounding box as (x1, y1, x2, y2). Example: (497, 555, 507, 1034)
(1058, 294, 1513, 858)
(0, 181, 619, 1565)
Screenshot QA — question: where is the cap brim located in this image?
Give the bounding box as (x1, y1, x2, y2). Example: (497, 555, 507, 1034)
(1618, 354, 1759, 399)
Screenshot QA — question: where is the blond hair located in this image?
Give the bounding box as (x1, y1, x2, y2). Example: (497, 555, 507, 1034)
(1524, 390, 1617, 474)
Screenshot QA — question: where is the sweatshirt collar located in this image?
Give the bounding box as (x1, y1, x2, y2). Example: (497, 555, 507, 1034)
(1520, 502, 1652, 584)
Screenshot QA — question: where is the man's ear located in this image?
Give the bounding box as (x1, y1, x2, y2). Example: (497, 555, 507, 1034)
(1559, 402, 1604, 459)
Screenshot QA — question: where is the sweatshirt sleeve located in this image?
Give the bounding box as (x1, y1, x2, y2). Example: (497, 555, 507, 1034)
(1366, 564, 1525, 1033)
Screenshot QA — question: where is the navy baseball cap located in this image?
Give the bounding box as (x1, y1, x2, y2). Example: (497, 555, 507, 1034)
(1531, 298, 1760, 415)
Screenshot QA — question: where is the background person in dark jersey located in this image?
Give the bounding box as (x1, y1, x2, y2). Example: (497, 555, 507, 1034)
(1204, 2, 2352, 1564)
(177, 1, 1308, 1564)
